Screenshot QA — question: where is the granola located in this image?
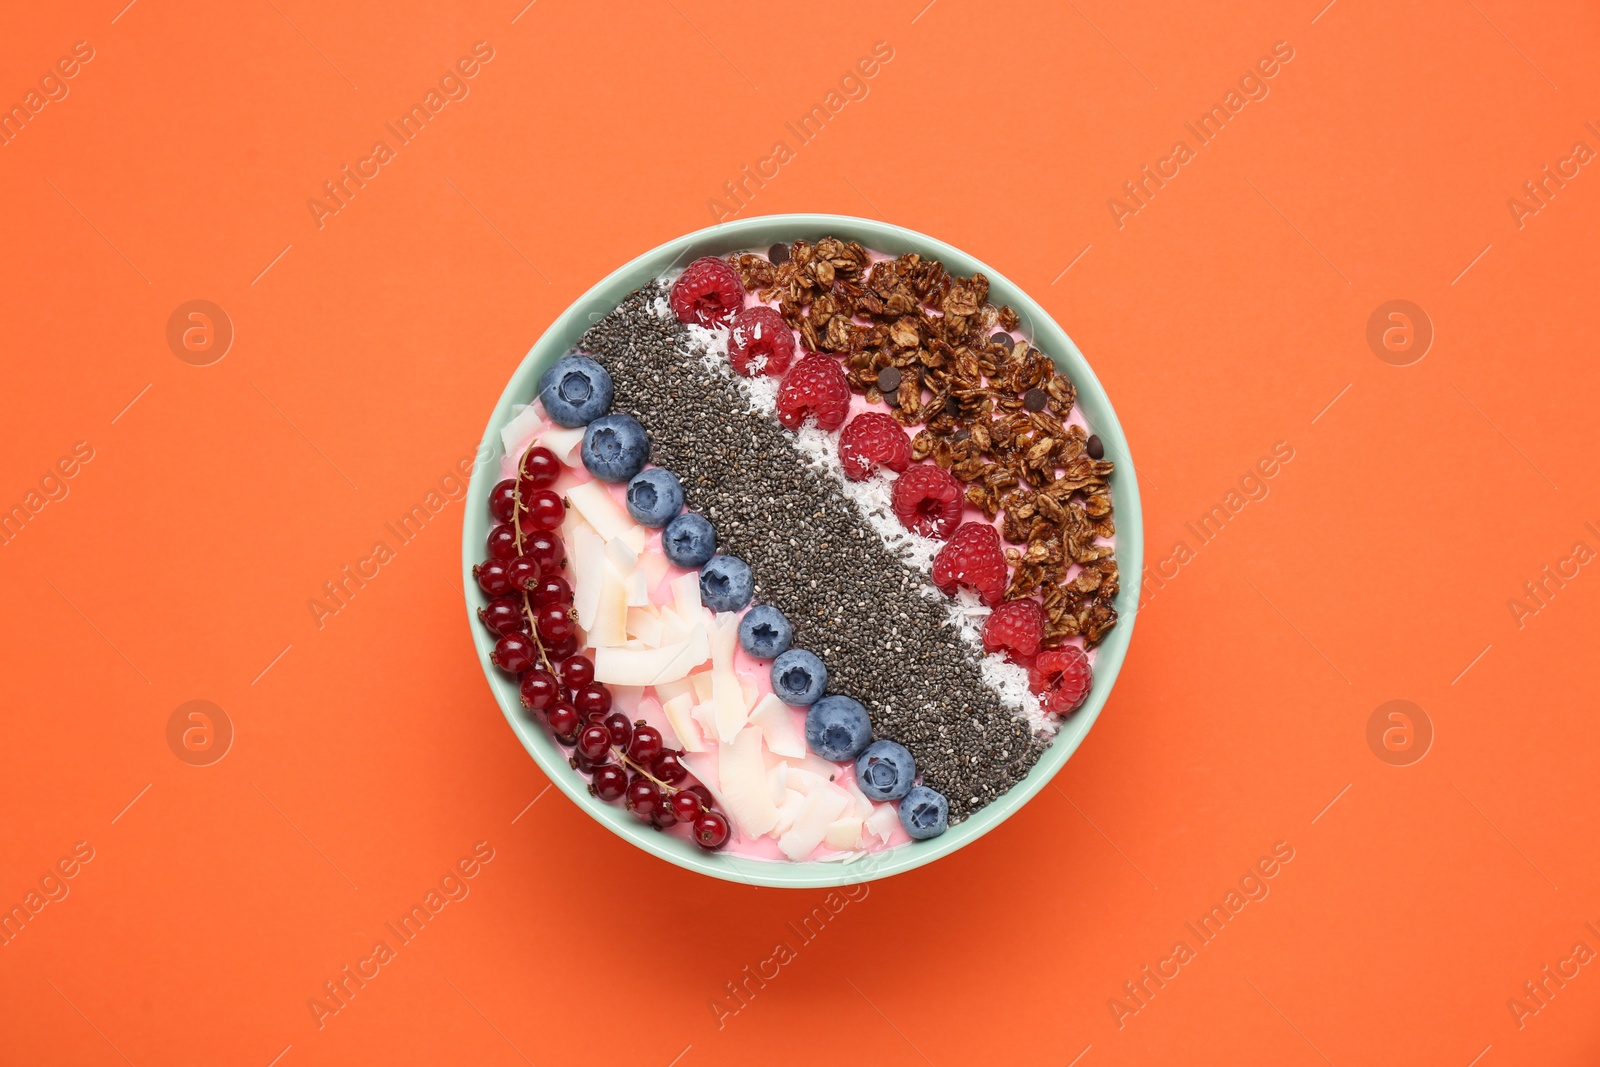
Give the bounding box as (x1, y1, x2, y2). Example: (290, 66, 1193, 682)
(731, 241, 1120, 649)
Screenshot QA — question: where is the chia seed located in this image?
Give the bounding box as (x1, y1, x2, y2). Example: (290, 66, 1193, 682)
(578, 286, 1047, 822)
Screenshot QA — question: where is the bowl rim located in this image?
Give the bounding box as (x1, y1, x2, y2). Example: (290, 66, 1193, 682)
(463, 213, 1142, 888)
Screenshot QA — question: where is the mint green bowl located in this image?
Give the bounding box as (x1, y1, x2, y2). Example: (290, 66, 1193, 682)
(463, 214, 1142, 888)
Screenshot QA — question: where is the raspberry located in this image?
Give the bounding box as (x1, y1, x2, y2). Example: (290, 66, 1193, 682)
(838, 412, 912, 481)
(891, 464, 964, 539)
(932, 522, 1007, 605)
(775, 353, 850, 431)
(728, 306, 795, 377)
(1031, 646, 1092, 715)
(983, 599, 1045, 661)
(670, 257, 744, 328)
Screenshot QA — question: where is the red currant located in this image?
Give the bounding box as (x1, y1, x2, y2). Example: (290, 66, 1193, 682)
(544, 698, 577, 731)
(576, 724, 612, 761)
(651, 751, 687, 784)
(693, 810, 730, 850)
(474, 559, 512, 597)
(506, 555, 541, 592)
(520, 446, 560, 489)
(651, 805, 679, 828)
(489, 479, 518, 523)
(602, 711, 632, 746)
(487, 524, 519, 559)
(684, 784, 715, 810)
(576, 684, 613, 719)
(546, 634, 578, 661)
(573, 750, 607, 773)
(492, 632, 536, 673)
(478, 597, 527, 635)
(532, 575, 574, 607)
(535, 604, 575, 643)
(558, 654, 594, 690)
(518, 489, 565, 533)
(626, 779, 663, 817)
(547, 703, 580, 743)
(518, 669, 560, 711)
(671, 791, 703, 823)
(523, 531, 565, 571)
(591, 764, 627, 801)
(627, 724, 664, 764)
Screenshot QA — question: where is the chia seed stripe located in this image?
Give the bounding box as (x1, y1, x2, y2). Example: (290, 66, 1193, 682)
(579, 286, 1045, 822)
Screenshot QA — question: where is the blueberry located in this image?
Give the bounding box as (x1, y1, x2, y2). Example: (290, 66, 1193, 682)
(738, 605, 792, 659)
(898, 785, 949, 840)
(699, 555, 753, 612)
(662, 512, 716, 569)
(805, 694, 872, 762)
(581, 413, 650, 483)
(770, 649, 827, 706)
(855, 740, 917, 802)
(625, 468, 683, 527)
(538, 354, 613, 427)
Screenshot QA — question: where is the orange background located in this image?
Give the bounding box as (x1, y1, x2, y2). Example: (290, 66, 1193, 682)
(3, 0, 1598, 1064)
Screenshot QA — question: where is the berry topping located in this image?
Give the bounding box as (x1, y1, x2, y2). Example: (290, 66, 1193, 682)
(505, 555, 540, 592)
(1031, 646, 1092, 716)
(518, 669, 559, 711)
(838, 412, 913, 481)
(669, 257, 744, 328)
(693, 809, 731, 850)
(892, 464, 964, 539)
(491, 632, 537, 674)
(591, 764, 627, 802)
(627, 723, 664, 764)
(473, 558, 512, 596)
(728, 306, 795, 377)
(738, 605, 792, 659)
(625, 468, 684, 528)
(518, 489, 565, 532)
(775, 353, 850, 432)
(805, 695, 873, 762)
(699, 554, 753, 612)
(581, 413, 651, 483)
(651, 750, 688, 784)
(486, 524, 519, 559)
(898, 785, 949, 840)
(546, 703, 581, 743)
(478, 597, 528, 636)
(662, 512, 717, 569)
(770, 649, 827, 706)
(982, 598, 1045, 661)
(522, 530, 565, 572)
(932, 522, 1008, 606)
(671, 790, 703, 822)
(489, 479, 518, 523)
(518, 445, 560, 490)
(537, 354, 614, 427)
(855, 740, 917, 802)
(556, 653, 594, 690)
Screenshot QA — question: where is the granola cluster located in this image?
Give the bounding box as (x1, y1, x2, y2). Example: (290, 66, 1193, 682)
(730, 239, 1119, 648)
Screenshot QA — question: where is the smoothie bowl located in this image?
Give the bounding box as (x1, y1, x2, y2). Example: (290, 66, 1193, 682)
(463, 214, 1141, 888)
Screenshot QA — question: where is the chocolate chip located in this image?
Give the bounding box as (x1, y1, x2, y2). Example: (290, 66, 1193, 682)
(767, 243, 790, 265)
(952, 429, 970, 442)
(881, 385, 899, 408)
(946, 396, 961, 417)
(1022, 388, 1048, 412)
(991, 332, 1013, 349)
(1086, 434, 1104, 460)
(876, 367, 902, 393)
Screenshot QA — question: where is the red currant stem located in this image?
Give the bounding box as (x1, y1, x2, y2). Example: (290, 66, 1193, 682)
(510, 443, 557, 675)
(609, 747, 683, 795)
